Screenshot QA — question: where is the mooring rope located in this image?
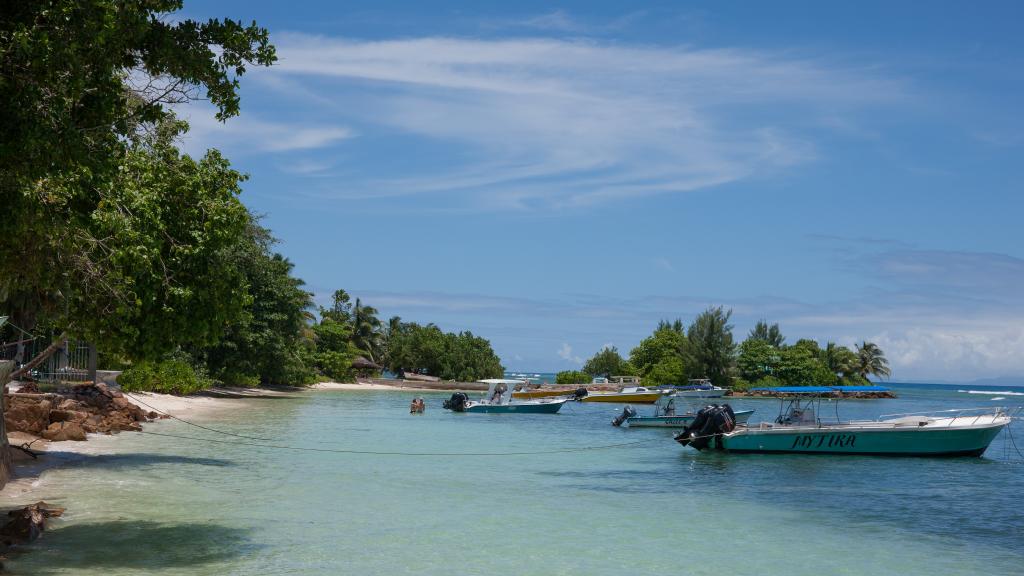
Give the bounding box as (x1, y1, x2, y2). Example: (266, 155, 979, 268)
(135, 429, 668, 456)
(125, 391, 678, 456)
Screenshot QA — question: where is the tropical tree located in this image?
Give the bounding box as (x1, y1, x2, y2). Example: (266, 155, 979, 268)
(629, 319, 687, 376)
(736, 338, 779, 383)
(855, 341, 891, 380)
(643, 356, 687, 385)
(583, 346, 633, 378)
(686, 307, 737, 387)
(821, 342, 861, 382)
(748, 320, 785, 348)
(381, 321, 503, 381)
(200, 219, 317, 387)
(1, 1, 275, 340)
(351, 298, 383, 362)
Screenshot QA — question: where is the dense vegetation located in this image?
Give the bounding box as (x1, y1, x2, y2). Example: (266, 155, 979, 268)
(0, 1, 504, 392)
(383, 320, 503, 382)
(555, 370, 591, 385)
(577, 309, 890, 390)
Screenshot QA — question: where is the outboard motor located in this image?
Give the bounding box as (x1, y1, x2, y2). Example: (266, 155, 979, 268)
(573, 387, 589, 402)
(611, 405, 637, 427)
(674, 404, 737, 450)
(443, 392, 469, 412)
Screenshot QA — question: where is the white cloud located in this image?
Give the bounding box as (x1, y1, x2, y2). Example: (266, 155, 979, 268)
(558, 343, 584, 365)
(258, 33, 902, 210)
(179, 107, 354, 155)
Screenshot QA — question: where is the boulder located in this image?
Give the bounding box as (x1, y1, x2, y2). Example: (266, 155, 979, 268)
(48, 409, 89, 424)
(0, 501, 65, 546)
(41, 421, 87, 442)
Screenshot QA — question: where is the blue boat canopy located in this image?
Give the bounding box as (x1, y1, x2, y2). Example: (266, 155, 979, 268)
(749, 385, 891, 393)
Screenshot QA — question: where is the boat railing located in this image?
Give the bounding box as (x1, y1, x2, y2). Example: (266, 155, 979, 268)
(877, 406, 1010, 426)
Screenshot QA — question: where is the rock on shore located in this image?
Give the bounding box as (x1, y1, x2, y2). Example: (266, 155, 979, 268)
(4, 383, 164, 443)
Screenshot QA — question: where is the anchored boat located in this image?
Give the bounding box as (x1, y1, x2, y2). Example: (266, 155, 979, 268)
(614, 395, 754, 428)
(444, 379, 568, 414)
(660, 378, 727, 398)
(582, 376, 668, 404)
(674, 389, 1015, 457)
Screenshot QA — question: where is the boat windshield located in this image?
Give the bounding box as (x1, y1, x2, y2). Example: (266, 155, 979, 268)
(775, 397, 822, 426)
(478, 379, 526, 405)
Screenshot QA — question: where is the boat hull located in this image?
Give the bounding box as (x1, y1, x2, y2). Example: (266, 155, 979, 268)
(583, 393, 664, 404)
(671, 389, 725, 398)
(464, 400, 567, 414)
(627, 409, 753, 428)
(512, 389, 575, 399)
(715, 420, 1008, 456)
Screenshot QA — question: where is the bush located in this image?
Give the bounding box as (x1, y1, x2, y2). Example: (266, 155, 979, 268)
(119, 358, 215, 395)
(643, 356, 686, 386)
(556, 370, 591, 385)
(316, 350, 354, 382)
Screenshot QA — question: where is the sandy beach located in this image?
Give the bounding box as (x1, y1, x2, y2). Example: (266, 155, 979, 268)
(1, 390, 250, 501)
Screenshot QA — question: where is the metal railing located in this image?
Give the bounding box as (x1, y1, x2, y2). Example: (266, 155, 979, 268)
(877, 406, 1012, 426)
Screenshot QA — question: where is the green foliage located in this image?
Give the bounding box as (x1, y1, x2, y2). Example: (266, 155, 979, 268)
(629, 320, 687, 377)
(383, 322, 503, 381)
(75, 123, 250, 358)
(775, 345, 837, 387)
(1, 0, 275, 185)
(821, 342, 861, 382)
(119, 353, 215, 395)
(583, 346, 631, 378)
(556, 370, 591, 385)
(855, 341, 891, 380)
(200, 219, 316, 387)
(686, 307, 736, 388)
(642, 355, 687, 386)
(737, 338, 779, 382)
(748, 320, 785, 347)
(1, 2, 275, 343)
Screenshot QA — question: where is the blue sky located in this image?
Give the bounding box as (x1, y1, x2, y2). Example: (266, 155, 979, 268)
(177, 1, 1024, 382)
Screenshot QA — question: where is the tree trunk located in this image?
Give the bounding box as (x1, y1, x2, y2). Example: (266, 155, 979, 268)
(0, 361, 12, 490)
(9, 332, 68, 380)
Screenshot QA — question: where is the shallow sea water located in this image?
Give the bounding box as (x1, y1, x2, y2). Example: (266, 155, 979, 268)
(5, 385, 1024, 575)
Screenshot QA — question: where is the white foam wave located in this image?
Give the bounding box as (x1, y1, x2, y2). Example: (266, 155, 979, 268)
(958, 389, 1024, 396)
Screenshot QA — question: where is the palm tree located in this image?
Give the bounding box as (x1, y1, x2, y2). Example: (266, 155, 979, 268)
(855, 341, 891, 381)
(822, 342, 859, 382)
(351, 298, 383, 362)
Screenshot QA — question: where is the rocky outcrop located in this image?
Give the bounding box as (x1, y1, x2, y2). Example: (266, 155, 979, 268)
(4, 383, 163, 442)
(728, 389, 896, 399)
(0, 501, 65, 546)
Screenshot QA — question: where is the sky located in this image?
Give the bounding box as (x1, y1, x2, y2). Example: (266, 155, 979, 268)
(175, 1, 1024, 382)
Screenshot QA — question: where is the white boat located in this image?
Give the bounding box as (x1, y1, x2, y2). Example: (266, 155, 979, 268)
(660, 378, 726, 398)
(613, 395, 753, 428)
(443, 379, 568, 414)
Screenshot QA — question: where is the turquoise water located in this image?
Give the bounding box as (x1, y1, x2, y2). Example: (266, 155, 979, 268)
(5, 384, 1024, 575)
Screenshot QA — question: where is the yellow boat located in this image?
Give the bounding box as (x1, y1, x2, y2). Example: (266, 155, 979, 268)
(582, 386, 668, 404)
(512, 387, 577, 399)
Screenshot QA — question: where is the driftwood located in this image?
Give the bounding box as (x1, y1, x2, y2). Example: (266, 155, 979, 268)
(9, 332, 67, 380)
(0, 501, 65, 546)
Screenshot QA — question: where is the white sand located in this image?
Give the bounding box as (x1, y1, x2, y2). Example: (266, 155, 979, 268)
(121, 391, 242, 418)
(1, 391, 249, 500)
(312, 381, 440, 392)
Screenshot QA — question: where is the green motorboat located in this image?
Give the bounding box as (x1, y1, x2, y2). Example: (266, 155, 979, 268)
(675, 389, 1016, 457)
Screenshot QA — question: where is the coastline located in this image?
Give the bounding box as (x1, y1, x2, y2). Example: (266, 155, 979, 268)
(1, 391, 248, 502)
(0, 382, 458, 502)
